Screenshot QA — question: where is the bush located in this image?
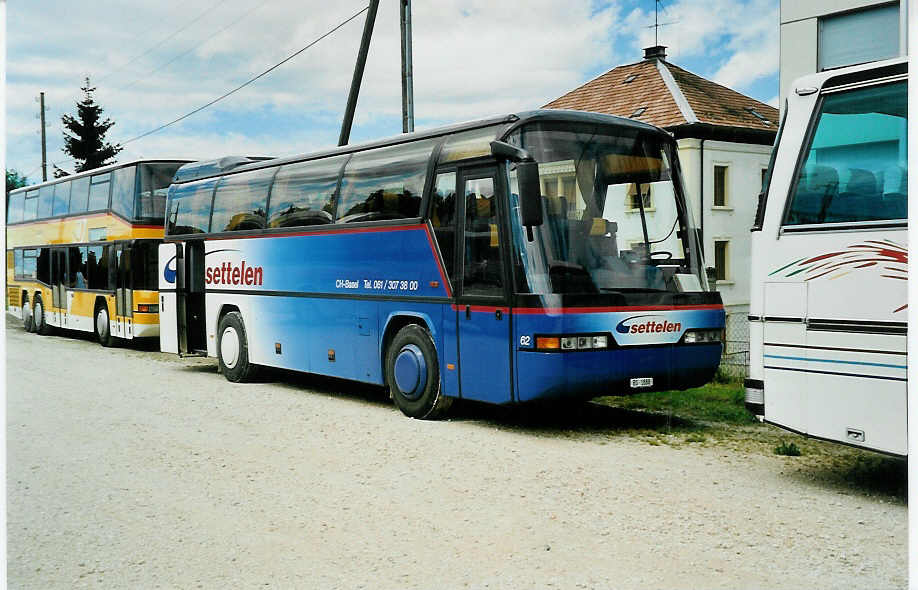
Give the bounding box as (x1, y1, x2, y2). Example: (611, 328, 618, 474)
(774, 440, 802, 456)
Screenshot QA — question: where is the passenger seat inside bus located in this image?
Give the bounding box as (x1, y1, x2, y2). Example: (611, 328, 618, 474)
(790, 165, 838, 224)
(880, 165, 907, 220)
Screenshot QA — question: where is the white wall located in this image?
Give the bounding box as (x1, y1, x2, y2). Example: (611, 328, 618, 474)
(779, 0, 908, 105)
(677, 138, 774, 309)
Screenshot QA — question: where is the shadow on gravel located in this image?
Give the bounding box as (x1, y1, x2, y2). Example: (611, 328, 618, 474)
(781, 453, 907, 501)
(258, 367, 392, 409)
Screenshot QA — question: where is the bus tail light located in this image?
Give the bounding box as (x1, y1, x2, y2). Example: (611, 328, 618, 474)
(682, 329, 721, 344)
(136, 304, 159, 313)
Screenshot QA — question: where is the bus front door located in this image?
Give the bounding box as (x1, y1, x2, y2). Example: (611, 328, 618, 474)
(456, 167, 512, 403)
(159, 242, 182, 354)
(113, 243, 133, 339)
(51, 248, 67, 328)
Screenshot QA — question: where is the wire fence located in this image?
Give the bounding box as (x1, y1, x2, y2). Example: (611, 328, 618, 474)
(720, 311, 749, 381)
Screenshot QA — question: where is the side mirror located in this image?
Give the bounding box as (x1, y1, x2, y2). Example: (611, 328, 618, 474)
(517, 161, 543, 229)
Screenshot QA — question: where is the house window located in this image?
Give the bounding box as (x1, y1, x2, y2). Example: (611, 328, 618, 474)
(714, 240, 729, 281)
(628, 183, 651, 210)
(713, 165, 728, 207)
(818, 4, 899, 71)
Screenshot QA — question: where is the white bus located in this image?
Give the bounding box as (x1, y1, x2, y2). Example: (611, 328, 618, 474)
(745, 58, 907, 456)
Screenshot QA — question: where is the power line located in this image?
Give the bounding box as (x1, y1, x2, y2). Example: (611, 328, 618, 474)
(121, 5, 369, 146)
(97, 0, 228, 84)
(116, 0, 272, 94)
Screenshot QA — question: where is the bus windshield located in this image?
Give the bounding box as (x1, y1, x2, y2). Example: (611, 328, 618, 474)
(508, 123, 702, 295)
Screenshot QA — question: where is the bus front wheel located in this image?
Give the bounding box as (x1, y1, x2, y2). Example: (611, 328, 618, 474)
(217, 311, 257, 382)
(386, 324, 452, 420)
(95, 304, 115, 347)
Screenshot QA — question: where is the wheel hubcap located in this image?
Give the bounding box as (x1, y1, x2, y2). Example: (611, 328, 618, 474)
(34, 302, 42, 327)
(96, 309, 108, 336)
(221, 327, 240, 369)
(22, 302, 31, 326)
(394, 344, 427, 400)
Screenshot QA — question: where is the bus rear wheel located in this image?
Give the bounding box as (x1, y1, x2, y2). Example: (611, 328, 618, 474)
(386, 324, 452, 420)
(217, 311, 257, 382)
(95, 304, 115, 347)
(33, 295, 52, 335)
(22, 297, 35, 333)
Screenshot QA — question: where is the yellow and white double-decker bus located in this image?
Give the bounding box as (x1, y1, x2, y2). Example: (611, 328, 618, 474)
(6, 159, 189, 345)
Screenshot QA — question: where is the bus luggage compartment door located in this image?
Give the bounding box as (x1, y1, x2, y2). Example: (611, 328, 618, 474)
(159, 242, 182, 354)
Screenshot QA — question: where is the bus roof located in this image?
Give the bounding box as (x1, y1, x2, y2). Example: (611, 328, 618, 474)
(8, 158, 193, 196)
(173, 109, 668, 185)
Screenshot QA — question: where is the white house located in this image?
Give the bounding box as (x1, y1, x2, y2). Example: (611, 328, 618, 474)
(544, 46, 778, 326)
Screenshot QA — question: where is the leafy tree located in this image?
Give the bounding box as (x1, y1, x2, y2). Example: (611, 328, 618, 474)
(6, 169, 28, 193)
(53, 165, 70, 179)
(61, 77, 122, 172)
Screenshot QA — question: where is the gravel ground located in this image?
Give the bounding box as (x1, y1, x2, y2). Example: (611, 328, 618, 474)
(6, 315, 907, 589)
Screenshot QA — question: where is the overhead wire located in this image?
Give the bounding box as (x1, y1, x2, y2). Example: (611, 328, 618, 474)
(96, 0, 228, 84)
(120, 5, 369, 146)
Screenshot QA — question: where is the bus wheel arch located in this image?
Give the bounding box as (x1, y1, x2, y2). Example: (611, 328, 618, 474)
(384, 321, 452, 420)
(381, 314, 434, 383)
(217, 309, 257, 382)
(94, 297, 115, 347)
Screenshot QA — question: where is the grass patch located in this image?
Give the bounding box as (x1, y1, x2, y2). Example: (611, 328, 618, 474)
(774, 440, 802, 456)
(594, 382, 757, 426)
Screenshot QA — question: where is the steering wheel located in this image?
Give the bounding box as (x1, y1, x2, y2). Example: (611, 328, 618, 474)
(649, 250, 673, 260)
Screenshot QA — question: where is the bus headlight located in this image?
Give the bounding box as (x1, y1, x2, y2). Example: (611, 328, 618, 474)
(536, 334, 611, 351)
(682, 329, 722, 344)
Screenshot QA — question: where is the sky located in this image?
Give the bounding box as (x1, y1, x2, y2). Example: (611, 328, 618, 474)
(5, 0, 779, 183)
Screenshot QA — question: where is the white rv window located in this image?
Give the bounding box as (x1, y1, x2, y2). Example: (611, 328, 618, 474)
(783, 81, 907, 226)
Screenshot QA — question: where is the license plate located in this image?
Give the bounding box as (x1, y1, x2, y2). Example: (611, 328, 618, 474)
(630, 377, 653, 388)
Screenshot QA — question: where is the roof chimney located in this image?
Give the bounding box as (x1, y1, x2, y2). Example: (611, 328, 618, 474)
(643, 45, 667, 60)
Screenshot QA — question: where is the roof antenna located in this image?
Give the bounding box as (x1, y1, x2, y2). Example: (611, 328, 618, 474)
(648, 0, 676, 47)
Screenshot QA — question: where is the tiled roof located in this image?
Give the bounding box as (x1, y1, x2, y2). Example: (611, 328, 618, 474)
(544, 54, 778, 133)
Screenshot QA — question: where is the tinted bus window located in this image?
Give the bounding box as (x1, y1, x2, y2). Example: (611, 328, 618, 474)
(430, 172, 458, 279)
(210, 169, 272, 232)
(23, 191, 39, 221)
(37, 248, 51, 284)
(88, 173, 112, 211)
(132, 241, 159, 290)
(69, 176, 90, 213)
(337, 140, 435, 223)
(166, 179, 218, 235)
(22, 249, 37, 279)
(784, 81, 907, 225)
(8, 192, 24, 223)
(439, 126, 500, 162)
(38, 185, 54, 218)
(138, 163, 182, 222)
(111, 166, 137, 221)
(268, 155, 346, 228)
(87, 245, 108, 289)
(14, 250, 23, 276)
(67, 246, 89, 288)
(51, 181, 71, 216)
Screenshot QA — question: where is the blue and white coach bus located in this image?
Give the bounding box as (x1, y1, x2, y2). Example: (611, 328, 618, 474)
(159, 110, 725, 419)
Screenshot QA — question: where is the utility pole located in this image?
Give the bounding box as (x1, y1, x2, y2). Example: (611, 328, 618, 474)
(339, 0, 380, 146)
(39, 92, 48, 182)
(400, 0, 414, 133)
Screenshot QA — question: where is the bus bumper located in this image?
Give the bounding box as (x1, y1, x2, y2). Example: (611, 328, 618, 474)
(515, 343, 722, 402)
(133, 322, 160, 338)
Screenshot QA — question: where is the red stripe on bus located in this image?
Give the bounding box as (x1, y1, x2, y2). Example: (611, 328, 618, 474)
(204, 224, 428, 241)
(513, 304, 724, 315)
(450, 305, 509, 313)
(423, 226, 452, 297)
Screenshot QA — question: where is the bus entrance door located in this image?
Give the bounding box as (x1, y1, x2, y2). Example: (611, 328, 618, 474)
(456, 168, 512, 403)
(113, 243, 133, 339)
(51, 248, 67, 328)
(159, 242, 182, 354)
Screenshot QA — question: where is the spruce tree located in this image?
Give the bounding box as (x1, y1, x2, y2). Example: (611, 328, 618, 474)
(61, 78, 122, 172)
(6, 169, 28, 192)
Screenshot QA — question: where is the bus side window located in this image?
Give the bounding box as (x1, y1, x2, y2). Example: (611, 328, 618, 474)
(88, 245, 107, 290)
(268, 156, 346, 228)
(336, 139, 436, 223)
(166, 179, 218, 235)
(210, 168, 272, 232)
(14, 250, 23, 278)
(88, 173, 112, 211)
(784, 81, 906, 226)
(69, 177, 90, 214)
(51, 181, 71, 217)
(23, 191, 39, 221)
(67, 246, 88, 289)
(38, 185, 54, 219)
(430, 172, 457, 280)
(111, 166, 137, 221)
(8, 192, 24, 223)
